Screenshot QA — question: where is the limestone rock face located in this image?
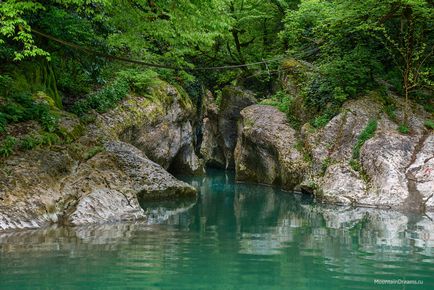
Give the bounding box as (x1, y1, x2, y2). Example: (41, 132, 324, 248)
(0, 141, 196, 231)
(232, 95, 433, 212)
(234, 105, 307, 190)
(200, 86, 256, 169)
(104, 141, 197, 200)
(95, 82, 204, 175)
(68, 189, 145, 226)
(0, 83, 200, 231)
(302, 97, 433, 211)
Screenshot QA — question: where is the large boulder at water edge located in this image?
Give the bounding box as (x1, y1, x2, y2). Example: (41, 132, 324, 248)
(0, 83, 199, 231)
(234, 105, 307, 190)
(301, 96, 433, 211)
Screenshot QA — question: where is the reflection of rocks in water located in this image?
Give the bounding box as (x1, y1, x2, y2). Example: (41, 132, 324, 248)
(141, 199, 196, 226)
(233, 184, 300, 255)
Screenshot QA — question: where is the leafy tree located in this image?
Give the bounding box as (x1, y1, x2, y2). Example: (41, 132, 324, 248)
(281, 0, 433, 119)
(0, 0, 109, 60)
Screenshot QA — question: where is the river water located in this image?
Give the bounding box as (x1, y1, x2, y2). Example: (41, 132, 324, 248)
(1, 169, 433, 289)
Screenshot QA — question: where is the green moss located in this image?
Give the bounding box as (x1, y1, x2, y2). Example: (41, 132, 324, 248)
(10, 60, 62, 109)
(84, 146, 105, 160)
(424, 119, 434, 130)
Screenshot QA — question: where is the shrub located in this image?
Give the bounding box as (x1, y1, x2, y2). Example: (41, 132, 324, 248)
(260, 91, 293, 113)
(0, 136, 17, 157)
(310, 106, 339, 128)
(118, 69, 159, 94)
(19, 135, 40, 150)
(398, 124, 410, 134)
(384, 104, 397, 122)
(71, 77, 129, 116)
(352, 119, 377, 160)
(39, 132, 61, 146)
(0, 92, 59, 132)
(0, 74, 13, 96)
(0, 112, 6, 133)
(424, 120, 434, 130)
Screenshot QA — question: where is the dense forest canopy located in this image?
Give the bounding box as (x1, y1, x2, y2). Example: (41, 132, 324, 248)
(0, 0, 433, 154)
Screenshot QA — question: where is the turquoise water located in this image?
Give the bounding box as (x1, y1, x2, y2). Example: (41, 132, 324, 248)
(1, 169, 434, 289)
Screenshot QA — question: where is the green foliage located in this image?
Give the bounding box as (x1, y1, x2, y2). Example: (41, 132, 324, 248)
(0, 136, 17, 157)
(282, 0, 433, 115)
(38, 132, 61, 146)
(352, 119, 378, 160)
(0, 74, 13, 96)
(0, 113, 7, 133)
(0, 0, 109, 60)
(398, 124, 410, 135)
(349, 159, 361, 172)
(71, 77, 129, 116)
(340, 108, 375, 176)
(214, 90, 223, 110)
(424, 120, 434, 130)
(311, 107, 339, 129)
(320, 157, 332, 176)
(117, 70, 160, 95)
(261, 91, 293, 113)
(84, 146, 105, 160)
(19, 135, 40, 150)
(0, 92, 59, 132)
(384, 104, 397, 122)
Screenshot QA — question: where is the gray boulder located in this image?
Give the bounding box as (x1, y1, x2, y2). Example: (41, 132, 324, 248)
(303, 96, 433, 211)
(234, 105, 307, 190)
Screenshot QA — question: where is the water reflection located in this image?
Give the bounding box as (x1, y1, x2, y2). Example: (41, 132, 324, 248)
(0, 170, 433, 289)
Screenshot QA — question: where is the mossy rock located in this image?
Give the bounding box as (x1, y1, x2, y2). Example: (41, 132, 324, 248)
(9, 59, 62, 109)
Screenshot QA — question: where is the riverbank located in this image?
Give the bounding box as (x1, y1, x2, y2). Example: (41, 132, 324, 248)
(1, 81, 433, 231)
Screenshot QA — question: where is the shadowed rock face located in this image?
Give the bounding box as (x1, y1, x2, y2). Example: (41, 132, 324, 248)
(118, 84, 204, 175)
(200, 86, 256, 169)
(234, 105, 307, 190)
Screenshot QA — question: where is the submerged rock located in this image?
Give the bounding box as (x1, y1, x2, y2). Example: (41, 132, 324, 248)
(234, 105, 307, 190)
